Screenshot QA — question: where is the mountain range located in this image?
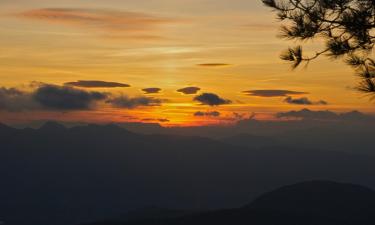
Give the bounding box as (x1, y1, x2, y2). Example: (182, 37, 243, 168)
(1, 122, 375, 225)
(83, 181, 375, 225)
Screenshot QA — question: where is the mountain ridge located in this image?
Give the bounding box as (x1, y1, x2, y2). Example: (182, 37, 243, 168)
(81, 181, 375, 225)
(1, 122, 375, 225)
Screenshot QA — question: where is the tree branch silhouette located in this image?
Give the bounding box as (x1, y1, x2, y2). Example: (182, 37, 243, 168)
(262, 0, 375, 94)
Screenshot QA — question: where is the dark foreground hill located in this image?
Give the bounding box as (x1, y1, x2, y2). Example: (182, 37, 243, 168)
(247, 180, 375, 216)
(1, 122, 375, 225)
(84, 181, 375, 225)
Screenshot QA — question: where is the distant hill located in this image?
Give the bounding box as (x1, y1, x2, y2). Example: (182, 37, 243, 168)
(247, 181, 375, 223)
(0, 123, 13, 135)
(221, 133, 280, 149)
(118, 207, 198, 222)
(83, 181, 375, 225)
(116, 115, 375, 155)
(9, 112, 375, 155)
(1, 123, 375, 225)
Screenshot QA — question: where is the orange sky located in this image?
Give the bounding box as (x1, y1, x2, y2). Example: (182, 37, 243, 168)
(0, 0, 374, 126)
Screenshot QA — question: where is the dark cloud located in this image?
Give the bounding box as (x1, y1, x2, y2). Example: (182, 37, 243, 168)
(142, 88, 162, 94)
(107, 96, 163, 109)
(142, 118, 170, 123)
(0, 87, 23, 96)
(65, 80, 130, 88)
(33, 84, 107, 110)
(0, 87, 39, 111)
(194, 111, 221, 117)
(243, 89, 307, 97)
(194, 111, 205, 117)
(194, 93, 232, 106)
(197, 63, 231, 67)
(284, 96, 328, 105)
(0, 84, 166, 112)
(232, 112, 247, 120)
(276, 108, 374, 121)
(158, 118, 170, 122)
(177, 87, 201, 95)
(283, 97, 312, 105)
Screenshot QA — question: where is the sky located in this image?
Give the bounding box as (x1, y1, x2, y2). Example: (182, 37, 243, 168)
(0, 0, 373, 126)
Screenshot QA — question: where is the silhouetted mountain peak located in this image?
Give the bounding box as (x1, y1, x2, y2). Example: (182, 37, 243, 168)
(86, 123, 133, 133)
(0, 122, 13, 133)
(0, 122, 10, 129)
(68, 123, 137, 139)
(341, 110, 373, 121)
(246, 180, 375, 217)
(39, 121, 66, 132)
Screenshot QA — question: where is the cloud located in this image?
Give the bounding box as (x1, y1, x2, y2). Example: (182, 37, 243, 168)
(276, 108, 374, 121)
(0, 87, 23, 96)
(177, 87, 201, 95)
(157, 118, 170, 122)
(142, 88, 162, 94)
(232, 112, 248, 120)
(0, 83, 167, 112)
(33, 84, 107, 110)
(197, 63, 231, 67)
(17, 8, 176, 39)
(243, 89, 307, 97)
(0, 87, 39, 111)
(194, 93, 232, 106)
(0, 85, 108, 112)
(107, 96, 163, 109)
(284, 96, 328, 105)
(65, 80, 130, 88)
(194, 111, 221, 117)
(142, 118, 170, 123)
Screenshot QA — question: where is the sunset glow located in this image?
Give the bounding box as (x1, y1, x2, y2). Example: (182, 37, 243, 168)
(1, 0, 373, 126)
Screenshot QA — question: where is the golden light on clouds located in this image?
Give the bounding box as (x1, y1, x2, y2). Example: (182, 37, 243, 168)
(0, 0, 373, 126)
(17, 8, 178, 40)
